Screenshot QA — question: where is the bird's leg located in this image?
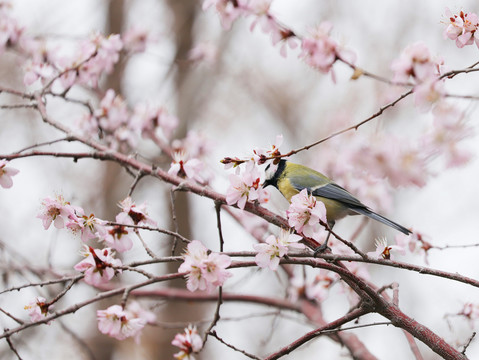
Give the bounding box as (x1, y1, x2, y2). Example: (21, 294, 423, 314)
(314, 221, 335, 256)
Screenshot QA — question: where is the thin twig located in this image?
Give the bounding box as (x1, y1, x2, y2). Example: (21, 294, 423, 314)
(462, 332, 476, 355)
(135, 231, 158, 259)
(0, 274, 83, 295)
(128, 169, 145, 197)
(209, 330, 261, 360)
(6, 336, 23, 360)
(170, 189, 181, 255)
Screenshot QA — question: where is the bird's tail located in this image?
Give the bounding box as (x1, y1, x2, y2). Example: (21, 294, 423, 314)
(351, 207, 411, 235)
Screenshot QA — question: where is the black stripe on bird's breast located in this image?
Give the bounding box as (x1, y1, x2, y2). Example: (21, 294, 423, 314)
(264, 159, 286, 188)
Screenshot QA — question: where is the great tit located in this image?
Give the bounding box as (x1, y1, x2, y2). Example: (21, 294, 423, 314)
(263, 160, 411, 247)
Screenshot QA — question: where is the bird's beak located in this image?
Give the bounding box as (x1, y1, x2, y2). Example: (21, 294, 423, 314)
(261, 179, 271, 188)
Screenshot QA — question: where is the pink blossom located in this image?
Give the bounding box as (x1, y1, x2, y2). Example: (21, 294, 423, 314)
(97, 304, 147, 342)
(424, 102, 473, 167)
(179, 240, 232, 292)
(287, 189, 327, 240)
(172, 324, 203, 360)
(77, 33, 123, 87)
(444, 9, 479, 48)
(24, 297, 52, 323)
(103, 215, 133, 252)
(413, 77, 445, 112)
(74, 245, 122, 286)
(253, 230, 305, 270)
(66, 210, 108, 242)
(168, 151, 206, 184)
(132, 103, 178, 141)
(390, 42, 447, 111)
(0, 8, 23, 54)
(288, 269, 336, 303)
(92, 89, 136, 150)
(0, 159, 19, 188)
(202, 0, 244, 30)
(253, 134, 283, 164)
(350, 136, 428, 188)
(300, 22, 355, 80)
(117, 197, 157, 227)
(23, 60, 56, 87)
(226, 164, 269, 209)
(37, 195, 78, 230)
(367, 237, 405, 260)
(122, 27, 150, 53)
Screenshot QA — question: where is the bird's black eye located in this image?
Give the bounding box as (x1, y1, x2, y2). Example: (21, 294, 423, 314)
(265, 164, 271, 172)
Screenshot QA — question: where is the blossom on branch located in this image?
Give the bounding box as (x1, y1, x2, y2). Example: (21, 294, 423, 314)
(425, 102, 473, 167)
(103, 215, 134, 252)
(24, 296, 52, 323)
(97, 303, 150, 342)
(391, 42, 445, 111)
(117, 197, 157, 227)
(288, 269, 337, 303)
(252, 134, 283, 165)
(37, 195, 78, 230)
(253, 229, 305, 270)
(287, 189, 327, 240)
(168, 151, 206, 184)
(172, 324, 203, 360)
(367, 237, 405, 260)
(300, 22, 356, 81)
(0, 2, 23, 54)
(77, 33, 123, 87)
(226, 163, 269, 209)
(67, 210, 108, 243)
(133, 103, 178, 141)
(74, 245, 122, 286)
(444, 8, 479, 48)
(202, 0, 244, 30)
(0, 159, 19, 188)
(122, 27, 151, 53)
(179, 240, 232, 292)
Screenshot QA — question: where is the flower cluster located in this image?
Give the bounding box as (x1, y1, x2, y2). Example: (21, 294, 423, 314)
(300, 22, 356, 81)
(391, 42, 445, 111)
(172, 324, 203, 360)
(226, 163, 269, 209)
(444, 9, 479, 48)
(287, 189, 327, 240)
(23, 32, 124, 91)
(97, 302, 155, 343)
(37, 195, 156, 251)
(179, 240, 232, 292)
(253, 229, 305, 270)
(74, 245, 122, 286)
(0, 159, 19, 188)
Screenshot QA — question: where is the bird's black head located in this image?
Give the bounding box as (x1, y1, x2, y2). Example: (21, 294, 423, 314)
(263, 159, 286, 189)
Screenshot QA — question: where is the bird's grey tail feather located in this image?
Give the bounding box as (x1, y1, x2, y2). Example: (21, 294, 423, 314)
(351, 207, 411, 235)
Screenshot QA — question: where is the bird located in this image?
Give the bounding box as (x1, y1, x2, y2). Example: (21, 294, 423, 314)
(263, 159, 411, 251)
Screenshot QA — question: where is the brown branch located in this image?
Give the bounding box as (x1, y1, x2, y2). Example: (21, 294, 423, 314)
(264, 306, 369, 360)
(0, 272, 186, 340)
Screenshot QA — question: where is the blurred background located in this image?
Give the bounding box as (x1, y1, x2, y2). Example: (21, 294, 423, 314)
(1, 0, 479, 359)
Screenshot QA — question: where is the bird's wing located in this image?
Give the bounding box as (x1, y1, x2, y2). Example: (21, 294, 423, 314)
(289, 174, 366, 208)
